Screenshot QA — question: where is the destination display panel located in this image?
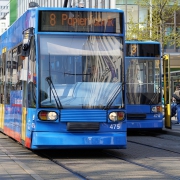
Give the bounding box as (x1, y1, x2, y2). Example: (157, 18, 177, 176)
(38, 11, 123, 33)
(126, 44, 160, 57)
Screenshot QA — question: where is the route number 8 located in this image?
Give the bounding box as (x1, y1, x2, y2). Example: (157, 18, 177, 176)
(50, 13, 56, 26)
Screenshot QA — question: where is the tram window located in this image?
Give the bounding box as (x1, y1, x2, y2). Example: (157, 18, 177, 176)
(5, 51, 13, 104)
(126, 59, 161, 104)
(28, 82, 36, 107)
(40, 55, 83, 85)
(15, 56, 23, 90)
(0, 54, 4, 103)
(28, 36, 37, 108)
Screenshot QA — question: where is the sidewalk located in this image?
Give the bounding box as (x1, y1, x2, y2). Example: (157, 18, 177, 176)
(162, 116, 180, 136)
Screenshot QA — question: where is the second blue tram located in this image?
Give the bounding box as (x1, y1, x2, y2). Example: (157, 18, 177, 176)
(0, 7, 127, 149)
(125, 41, 163, 129)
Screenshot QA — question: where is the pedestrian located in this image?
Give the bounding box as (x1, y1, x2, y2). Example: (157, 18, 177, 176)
(171, 97, 176, 117)
(172, 85, 180, 124)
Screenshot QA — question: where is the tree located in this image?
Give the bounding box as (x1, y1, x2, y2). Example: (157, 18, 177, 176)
(126, 0, 180, 54)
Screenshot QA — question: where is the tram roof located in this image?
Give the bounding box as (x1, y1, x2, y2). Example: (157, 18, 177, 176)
(0, 7, 125, 53)
(125, 40, 160, 45)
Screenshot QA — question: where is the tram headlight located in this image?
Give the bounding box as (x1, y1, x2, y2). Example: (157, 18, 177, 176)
(48, 112, 58, 120)
(151, 106, 162, 113)
(109, 112, 125, 122)
(38, 111, 58, 121)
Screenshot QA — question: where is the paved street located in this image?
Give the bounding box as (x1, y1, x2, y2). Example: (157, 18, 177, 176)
(0, 118, 179, 180)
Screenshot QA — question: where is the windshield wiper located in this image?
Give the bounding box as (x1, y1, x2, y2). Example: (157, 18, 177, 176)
(104, 83, 123, 110)
(64, 72, 91, 76)
(46, 76, 63, 109)
(46, 53, 62, 109)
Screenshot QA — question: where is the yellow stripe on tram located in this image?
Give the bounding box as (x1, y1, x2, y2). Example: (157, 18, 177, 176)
(21, 107, 27, 141)
(0, 104, 5, 131)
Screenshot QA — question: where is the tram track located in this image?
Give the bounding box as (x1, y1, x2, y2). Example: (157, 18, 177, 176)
(128, 130, 180, 143)
(25, 128, 180, 180)
(102, 134, 180, 180)
(128, 139, 180, 154)
(103, 150, 180, 180)
(38, 147, 180, 180)
(35, 150, 88, 180)
(1, 132, 180, 180)
(36, 137, 180, 180)
(29, 130, 180, 180)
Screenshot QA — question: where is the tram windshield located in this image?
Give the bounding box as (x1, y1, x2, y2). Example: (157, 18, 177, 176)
(38, 35, 124, 109)
(126, 58, 161, 104)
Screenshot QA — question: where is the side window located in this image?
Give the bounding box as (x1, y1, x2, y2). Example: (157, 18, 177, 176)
(5, 51, 13, 104)
(28, 36, 37, 108)
(12, 47, 23, 91)
(3, 47, 23, 106)
(0, 54, 4, 104)
(1, 52, 6, 104)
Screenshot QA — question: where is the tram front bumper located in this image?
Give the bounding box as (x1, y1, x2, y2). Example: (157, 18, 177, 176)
(127, 119, 163, 129)
(31, 132, 127, 149)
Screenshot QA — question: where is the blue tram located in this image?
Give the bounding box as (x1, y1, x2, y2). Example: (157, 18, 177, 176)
(0, 7, 127, 149)
(125, 41, 163, 129)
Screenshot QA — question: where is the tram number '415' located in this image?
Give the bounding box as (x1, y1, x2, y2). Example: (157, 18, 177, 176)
(110, 123, 121, 129)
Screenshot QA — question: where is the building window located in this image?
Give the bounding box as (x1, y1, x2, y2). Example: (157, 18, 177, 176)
(139, 7, 148, 23)
(95, 0, 98, 8)
(127, 5, 138, 23)
(102, 0, 105, 8)
(116, 0, 126, 4)
(164, 24, 175, 49)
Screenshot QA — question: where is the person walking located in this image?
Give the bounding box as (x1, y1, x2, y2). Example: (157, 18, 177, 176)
(172, 86, 180, 124)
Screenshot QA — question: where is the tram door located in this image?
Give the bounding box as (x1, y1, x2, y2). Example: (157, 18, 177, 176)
(163, 54, 171, 129)
(0, 50, 5, 130)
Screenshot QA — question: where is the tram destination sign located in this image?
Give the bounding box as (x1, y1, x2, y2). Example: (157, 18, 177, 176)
(38, 11, 123, 33)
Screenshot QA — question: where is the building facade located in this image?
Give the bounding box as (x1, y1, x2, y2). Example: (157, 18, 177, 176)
(0, 0, 9, 35)
(116, 0, 180, 70)
(17, 0, 115, 18)
(0, 0, 9, 19)
(2, 0, 180, 69)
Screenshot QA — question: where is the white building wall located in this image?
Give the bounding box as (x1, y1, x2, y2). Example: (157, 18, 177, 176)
(0, 0, 9, 34)
(17, 0, 114, 18)
(110, 0, 116, 9)
(0, 0, 9, 19)
(0, 19, 6, 35)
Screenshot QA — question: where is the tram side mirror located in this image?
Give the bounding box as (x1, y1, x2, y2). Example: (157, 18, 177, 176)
(21, 27, 34, 58)
(22, 43, 29, 51)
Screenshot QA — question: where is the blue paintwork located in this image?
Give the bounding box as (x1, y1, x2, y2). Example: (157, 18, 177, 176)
(126, 105, 163, 129)
(27, 108, 127, 148)
(125, 40, 163, 129)
(1, 7, 125, 52)
(0, 7, 127, 149)
(60, 109, 107, 122)
(26, 108, 37, 140)
(127, 120, 163, 129)
(31, 132, 127, 149)
(34, 120, 126, 132)
(4, 91, 23, 137)
(0, 9, 36, 51)
(127, 105, 151, 113)
(125, 40, 160, 44)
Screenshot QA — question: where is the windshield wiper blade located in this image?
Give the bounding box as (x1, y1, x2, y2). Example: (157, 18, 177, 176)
(104, 83, 123, 110)
(46, 76, 63, 109)
(64, 73, 91, 76)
